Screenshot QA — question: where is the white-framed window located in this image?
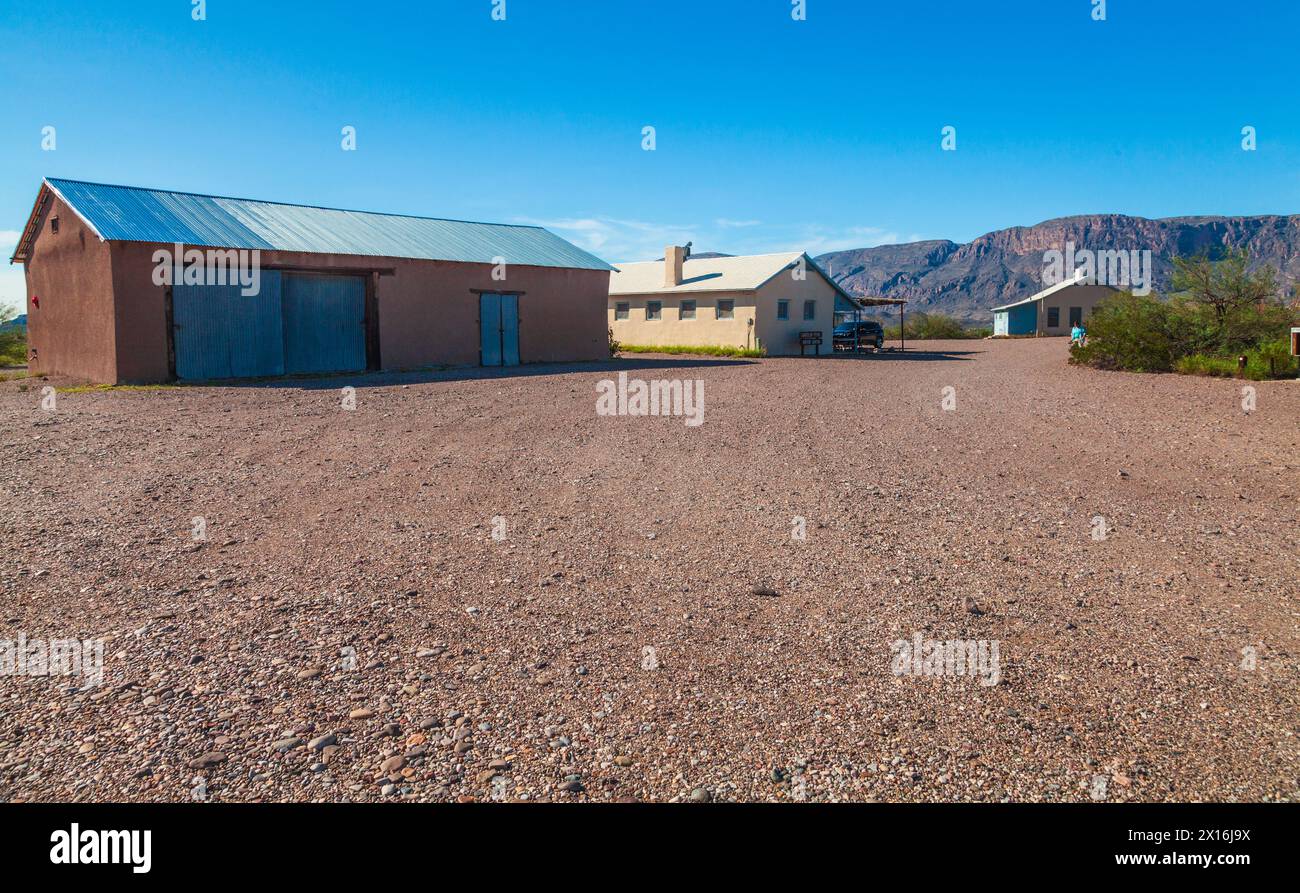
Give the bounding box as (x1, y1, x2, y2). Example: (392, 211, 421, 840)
(647, 301, 662, 321)
(777, 300, 789, 320)
(680, 299, 696, 319)
(716, 299, 735, 320)
(803, 300, 816, 320)
(614, 302, 630, 320)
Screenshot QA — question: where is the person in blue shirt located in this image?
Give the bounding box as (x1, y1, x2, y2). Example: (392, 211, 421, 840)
(1070, 323, 1083, 346)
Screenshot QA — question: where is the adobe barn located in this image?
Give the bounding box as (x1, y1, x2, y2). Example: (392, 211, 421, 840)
(11, 178, 613, 383)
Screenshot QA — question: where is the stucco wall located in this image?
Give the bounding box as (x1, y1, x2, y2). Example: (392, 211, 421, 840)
(608, 268, 839, 355)
(753, 269, 838, 355)
(104, 243, 611, 382)
(608, 291, 756, 349)
(22, 194, 118, 382)
(1036, 284, 1117, 335)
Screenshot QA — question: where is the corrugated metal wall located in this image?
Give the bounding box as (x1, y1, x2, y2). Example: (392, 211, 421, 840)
(171, 271, 367, 380)
(173, 272, 284, 379)
(281, 274, 366, 374)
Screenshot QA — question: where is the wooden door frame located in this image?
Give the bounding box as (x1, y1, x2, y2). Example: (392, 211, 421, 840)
(365, 273, 381, 371)
(164, 285, 177, 381)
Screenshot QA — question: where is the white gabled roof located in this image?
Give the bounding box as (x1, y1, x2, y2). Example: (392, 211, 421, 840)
(990, 272, 1117, 312)
(610, 251, 857, 303)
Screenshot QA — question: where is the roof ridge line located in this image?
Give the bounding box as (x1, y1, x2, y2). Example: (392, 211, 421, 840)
(43, 176, 548, 231)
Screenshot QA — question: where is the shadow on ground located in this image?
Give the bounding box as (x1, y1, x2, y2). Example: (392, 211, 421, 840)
(818, 347, 983, 362)
(185, 357, 760, 390)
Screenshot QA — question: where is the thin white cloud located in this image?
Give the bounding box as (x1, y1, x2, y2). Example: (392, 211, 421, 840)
(0, 234, 26, 313)
(0, 271, 26, 313)
(520, 216, 904, 263)
(517, 216, 698, 262)
(728, 225, 902, 257)
(794, 226, 897, 255)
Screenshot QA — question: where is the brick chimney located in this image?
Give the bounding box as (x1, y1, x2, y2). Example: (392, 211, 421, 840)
(665, 245, 686, 287)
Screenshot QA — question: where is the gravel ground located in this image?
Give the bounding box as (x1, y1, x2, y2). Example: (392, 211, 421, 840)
(1, 338, 1296, 803)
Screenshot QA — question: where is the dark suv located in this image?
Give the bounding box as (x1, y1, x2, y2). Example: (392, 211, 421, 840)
(833, 320, 884, 350)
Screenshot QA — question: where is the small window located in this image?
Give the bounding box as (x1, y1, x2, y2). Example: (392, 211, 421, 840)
(803, 300, 816, 320)
(777, 300, 789, 320)
(1047, 307, 1059, 327)
(614, 302, 629, 320)
(680, 299, 696, 319)
(50, 215, 60, 234)
(647, 301, 662, 321)
(716, 299, 735, 320)
(1069, 306, 1083, 327)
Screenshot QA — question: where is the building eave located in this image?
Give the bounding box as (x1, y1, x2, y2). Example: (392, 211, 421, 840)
(10, 179, 108, 265)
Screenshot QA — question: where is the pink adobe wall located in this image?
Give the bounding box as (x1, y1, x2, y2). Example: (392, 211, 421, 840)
(21, 193, 118, 383)
(105, 243, 611, 382)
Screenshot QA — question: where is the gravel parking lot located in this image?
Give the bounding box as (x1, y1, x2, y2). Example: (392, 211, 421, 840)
(2, 338, 1297, 802)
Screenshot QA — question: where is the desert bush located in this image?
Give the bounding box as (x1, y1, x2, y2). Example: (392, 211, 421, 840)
(1070, 292, 1177, 372)
(1174, 344, 1298, 381)
(1072, 251, 1298, 379)
(882, 312, 985, 340)
(0, 308, 26, 367)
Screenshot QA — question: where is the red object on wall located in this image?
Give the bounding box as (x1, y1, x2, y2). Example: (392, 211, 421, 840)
(31, 295, 39, 308)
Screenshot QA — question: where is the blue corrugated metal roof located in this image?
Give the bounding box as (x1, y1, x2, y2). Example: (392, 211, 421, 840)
(41, 178, 614, 271)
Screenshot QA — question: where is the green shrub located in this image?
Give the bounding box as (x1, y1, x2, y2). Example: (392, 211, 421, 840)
(1173, 354, 1242, 378)
(881, 312, 987, 340)
(1070, 292, 1177, 372)
(1253, 337, 1300, 378)
(1174, 345, 1298, 381)
(0, 308, 26, 367)
(1073, 288, 1298, 379)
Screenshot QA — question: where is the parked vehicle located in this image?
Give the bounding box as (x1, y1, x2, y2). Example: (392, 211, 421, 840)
(833, 320, 884, 350)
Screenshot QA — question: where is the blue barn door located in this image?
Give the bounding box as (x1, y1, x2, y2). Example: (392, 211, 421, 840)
(479, 292, 520, 367)
(480, 292, 502, 366)
(500, 294, 519, 366)
(172, 271, 284, 380)
(281, 274, 367, 375)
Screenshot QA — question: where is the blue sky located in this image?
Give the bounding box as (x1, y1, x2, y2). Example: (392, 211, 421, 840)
(3, 0, 1298, 311)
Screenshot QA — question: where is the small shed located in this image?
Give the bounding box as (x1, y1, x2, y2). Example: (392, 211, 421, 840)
(991, 276, 1119, 337)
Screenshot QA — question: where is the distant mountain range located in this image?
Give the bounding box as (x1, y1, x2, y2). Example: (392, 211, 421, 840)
(815, 214, 1300, 320)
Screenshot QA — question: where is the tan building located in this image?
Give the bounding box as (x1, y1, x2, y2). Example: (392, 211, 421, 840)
(608, 247, 861, 355)
(991, 276, 1119, 336)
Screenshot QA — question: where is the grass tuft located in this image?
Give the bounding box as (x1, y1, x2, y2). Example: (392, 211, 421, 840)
(57, 383, 181, 394)
(618, 344, 765, 358)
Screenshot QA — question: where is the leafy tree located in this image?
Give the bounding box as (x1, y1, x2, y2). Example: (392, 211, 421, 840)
(1071, 250, 1297, 379)
(1170, 249, 1279, 327)
(0, 307, 26, 367)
